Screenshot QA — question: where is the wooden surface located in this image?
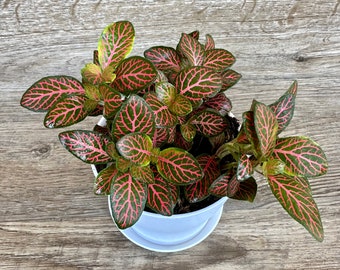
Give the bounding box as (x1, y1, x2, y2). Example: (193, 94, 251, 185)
(1, 0, 339, 269)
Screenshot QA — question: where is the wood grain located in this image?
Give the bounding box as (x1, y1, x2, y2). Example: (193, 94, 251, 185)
(1, 0, 339, 269)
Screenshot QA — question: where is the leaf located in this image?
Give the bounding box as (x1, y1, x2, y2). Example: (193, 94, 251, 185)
(144, 46, 181, 73)
(254, 101, 278, 158)
(175, 66, 222, 105)
(220, 69, 242, 91)
(190, 109, 228, 137)
(84, 83, 101, 101)
(144, 92, 178, 127)
(205, 93, 232, 116)
(130, 165, 155, 184)
(227, 175, 240, 197)
(169, 94, 193, 116)
(157, 147, 203, 185)
(152, 127, 169, 148)
(177, 33, 204, 66)
(180, 123, 196, 142)
(81, 63, 103, 85)
(242, 111, 259, 154)
(111, 56, 157, 94)
(20, 76, 85, 112)
(185, 155, 220, 203)
(116, 133, 153, 166)
(209, 171, 233, 197)
(44, 95, 88, 128)
(99, 84, 123, 119)
(110, 171, 147, 229)
(273, 137, 328, 177)
(267, 173, 323, 242)
(230, 176, 257, 202)
(269, 81, 298, 133)
(203, 49, 235, 72)
(204, 34, 215, 51)
(94, 164, 118, 195)
(237, 154, 253, 181)
(98, 21, 135, 69)
(155, 82, 177, 106)
(112, 95, 155, 140)
(147, 170, 174, 216)
(58, 130, 112, 164)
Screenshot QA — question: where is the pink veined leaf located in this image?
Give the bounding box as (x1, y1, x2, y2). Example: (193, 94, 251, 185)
(189, 109, 228, 137)
(209, 171, 233, 197)
(220, 69, 242, 91)
(242, 111, 259, 154)
(177, 33, 205, 66)
(147, 169, 174, 216)
(237, 154, 253, 181)
(269, 94, 295, 134)
(180, 123, 196, 142)
(144, 46, 181, 73)
(152, 127, 169, 148)
(111, 56, 157, 95)
(116, 133, 153, 166)
(204, 34, 215, 51)
(130, 165, 155, 184)
(94, 164, 118, 195)
(273, 137, 328, 177)
(205, 93, 232, 116)
(110, 171, 147, 229)
(99, 84, 123, 120)
(269, 81, 298, 133)
(58, 130, 112, 164)
(227, 175, 240, 197)
(254, 101, 278, 158)
(98, 21, 135, 69)
(112, 95, 155, 141)
(236, 128, 250, 144)
(20, 76, 85, 112)
(44, 95, 88, 128)
(209, 132, 226, 151)
(175, 66, 222, 104)
(203, 49, 235, 72)
(144, 92, 178, 127)
(155, 82, 177, 106)
(81, 63, 103, 85)
(230, 176, 257, 202)
(188, 30, 200, 40)
(157, 147, 203, 185)
(185, 155, 220, 203)
(267, 173, 323, 242)
(169, 94, 193, 116)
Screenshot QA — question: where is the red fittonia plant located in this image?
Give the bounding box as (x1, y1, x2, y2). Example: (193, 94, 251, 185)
(21, 21, 328, 241)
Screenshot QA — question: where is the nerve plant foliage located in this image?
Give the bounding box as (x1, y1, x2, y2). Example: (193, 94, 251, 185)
(21, 21, 328, 241)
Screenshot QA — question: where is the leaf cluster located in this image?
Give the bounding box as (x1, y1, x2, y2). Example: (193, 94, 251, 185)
(20, 21, 328, 241)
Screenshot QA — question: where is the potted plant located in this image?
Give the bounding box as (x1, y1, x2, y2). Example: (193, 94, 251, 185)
(20, 21, 328, 252)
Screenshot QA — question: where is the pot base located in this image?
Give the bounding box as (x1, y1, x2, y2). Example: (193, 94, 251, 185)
(108, 196, 227, 252)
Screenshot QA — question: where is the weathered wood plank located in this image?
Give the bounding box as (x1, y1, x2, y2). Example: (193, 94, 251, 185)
(1, 0, 339, 269)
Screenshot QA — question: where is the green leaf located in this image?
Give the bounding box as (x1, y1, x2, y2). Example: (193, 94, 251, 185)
(110, 171, 147, 229)
(230, 176, 257, 202)
(177, 33, 205, 66)
(155, 82, 177, 106)
(189, 109, 227, 137)
(130, 165, 155, 184)
(81, 63, 103, 85)
(116, 133, 153, 166)
(98, 21, 135, 69)
(21, 76, 85, 112)
(112, 95, 155, 140)
(169, 94, 192, 116)
(157, 147, 203, 185)
(111, 56, 157, 94)
(267, 173, 323, 242)
(203, 49, 235, 72)
(44, 95, 88, 128)
(180, 123, 196, 142)
(99, 84, 123, 119)
(237, 154, 253, 181)
(94, 164, 118, 195)
(254, 101, 278, 158)
(58, 130, 112, 164)
(273, 137, 328, 177)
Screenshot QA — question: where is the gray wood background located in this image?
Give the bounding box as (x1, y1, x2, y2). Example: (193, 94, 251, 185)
(1, 0, 339, 269)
